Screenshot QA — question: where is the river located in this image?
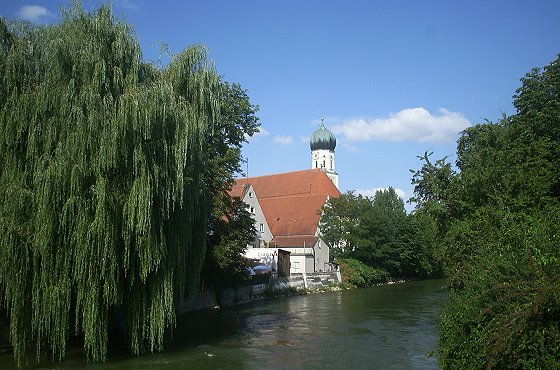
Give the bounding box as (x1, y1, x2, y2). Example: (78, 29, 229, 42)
(1, 279, 447, 369)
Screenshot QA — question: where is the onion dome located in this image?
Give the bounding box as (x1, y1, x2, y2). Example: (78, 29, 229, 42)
(310, 119, 336, 151)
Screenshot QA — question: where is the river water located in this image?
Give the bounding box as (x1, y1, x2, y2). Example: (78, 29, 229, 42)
(1, 279, 447, 369)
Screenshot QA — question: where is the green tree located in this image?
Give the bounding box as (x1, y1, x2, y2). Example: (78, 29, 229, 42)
(203, 81, 260, 216)
(200, 81, 260, 289)
(0, 4, 255, 366)
(202, 197, 256, 289)
(320, 188, 438, 280)
(319, 191, 369, 259)
(411, 55, 560, 368)
(409, 151, 457, 239)
(359, 188, 436, 277)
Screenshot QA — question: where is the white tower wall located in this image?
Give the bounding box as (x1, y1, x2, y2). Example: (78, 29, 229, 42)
(311, 149, 338, 188)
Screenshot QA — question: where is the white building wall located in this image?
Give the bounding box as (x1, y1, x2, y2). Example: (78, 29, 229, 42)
(304, 256, 315, 274)
(241, 185, 273, 247)
(289, 255, 306, 274)
(283, 239, 331, 274)
(289, 254, 314, 274)
(314, 239, 330, 272)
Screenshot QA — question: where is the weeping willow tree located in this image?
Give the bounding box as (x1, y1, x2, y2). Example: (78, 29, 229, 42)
(0, 4, 222, 366)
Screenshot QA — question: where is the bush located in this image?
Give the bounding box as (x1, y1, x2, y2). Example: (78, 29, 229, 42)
(438, 210, 560, 369)
(337, 258, 389, 288)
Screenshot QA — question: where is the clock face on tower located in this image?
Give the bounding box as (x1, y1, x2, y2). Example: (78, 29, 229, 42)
(313, 152, 319, 159)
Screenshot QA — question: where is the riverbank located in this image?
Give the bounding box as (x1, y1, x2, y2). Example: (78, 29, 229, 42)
(177, 271, 341, 314)
(0, 279, 447, 370)
(178, 273, 414, 316)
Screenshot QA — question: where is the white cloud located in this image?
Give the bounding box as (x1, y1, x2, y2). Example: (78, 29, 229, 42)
(332, 107, 471, 144)
(254, 127, 269, 137)
(273, 135, 294, 146)
(356, 187, 407, 200)
(17, 5, 54, 22)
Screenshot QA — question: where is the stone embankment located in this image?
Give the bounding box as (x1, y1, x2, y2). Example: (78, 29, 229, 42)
(176, 271, 341, 314)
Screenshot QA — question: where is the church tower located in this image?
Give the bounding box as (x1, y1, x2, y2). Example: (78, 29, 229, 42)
(310, 118, 338, 188)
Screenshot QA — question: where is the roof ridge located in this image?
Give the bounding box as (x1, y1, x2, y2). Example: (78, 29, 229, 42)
(259, 193, 328, 200)
(236, 168, 321, 182)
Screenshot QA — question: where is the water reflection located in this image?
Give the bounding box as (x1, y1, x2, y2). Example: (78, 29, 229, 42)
(0, 279, 446, 370)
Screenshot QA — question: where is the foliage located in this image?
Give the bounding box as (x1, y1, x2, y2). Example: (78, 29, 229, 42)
(0, 4, 256, 366)
(320, 189, 439, 279)
(202, 197, 256, 289)
(337, 258, 389, 288)
(319, 191, 370, 258)
(409, 151, 457, 239)
(411, 55, 560, 368)
(203, 81, 259, 217)
(438, 210, 560, 369)
(200, 81, 259, 289)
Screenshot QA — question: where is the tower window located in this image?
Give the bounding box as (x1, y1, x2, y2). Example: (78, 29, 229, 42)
(259, 223, 264, 232)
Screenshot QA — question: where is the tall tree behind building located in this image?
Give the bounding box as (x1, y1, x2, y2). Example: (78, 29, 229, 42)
(319, 188, 438, 279)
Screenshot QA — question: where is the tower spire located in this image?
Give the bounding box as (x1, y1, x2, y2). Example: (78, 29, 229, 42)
(310, 116, 338, 188)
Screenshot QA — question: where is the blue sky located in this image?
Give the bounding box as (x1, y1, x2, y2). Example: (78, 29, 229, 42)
(2, 0, 559, 207)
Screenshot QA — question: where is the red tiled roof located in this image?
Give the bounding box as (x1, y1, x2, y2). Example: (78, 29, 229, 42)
(260, 194, 328, 236)
(271, 236, 319, 248)
(228, 183, 249, 199)
(234, 169, 340, 238)
(236, 169, 339, 199)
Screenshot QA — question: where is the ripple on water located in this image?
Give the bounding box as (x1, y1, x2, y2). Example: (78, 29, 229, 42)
(0, 279, 447, 370)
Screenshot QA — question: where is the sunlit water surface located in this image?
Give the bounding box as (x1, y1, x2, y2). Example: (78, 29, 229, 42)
(1, 279, 447, 369)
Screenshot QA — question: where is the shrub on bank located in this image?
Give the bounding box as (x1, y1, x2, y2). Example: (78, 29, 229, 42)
(338, 258, 389, 288)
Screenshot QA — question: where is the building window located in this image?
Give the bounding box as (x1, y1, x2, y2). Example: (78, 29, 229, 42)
(259, 223, 264, 232)
(250, 206, 255, 214)
(249, 192, 253, 198)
